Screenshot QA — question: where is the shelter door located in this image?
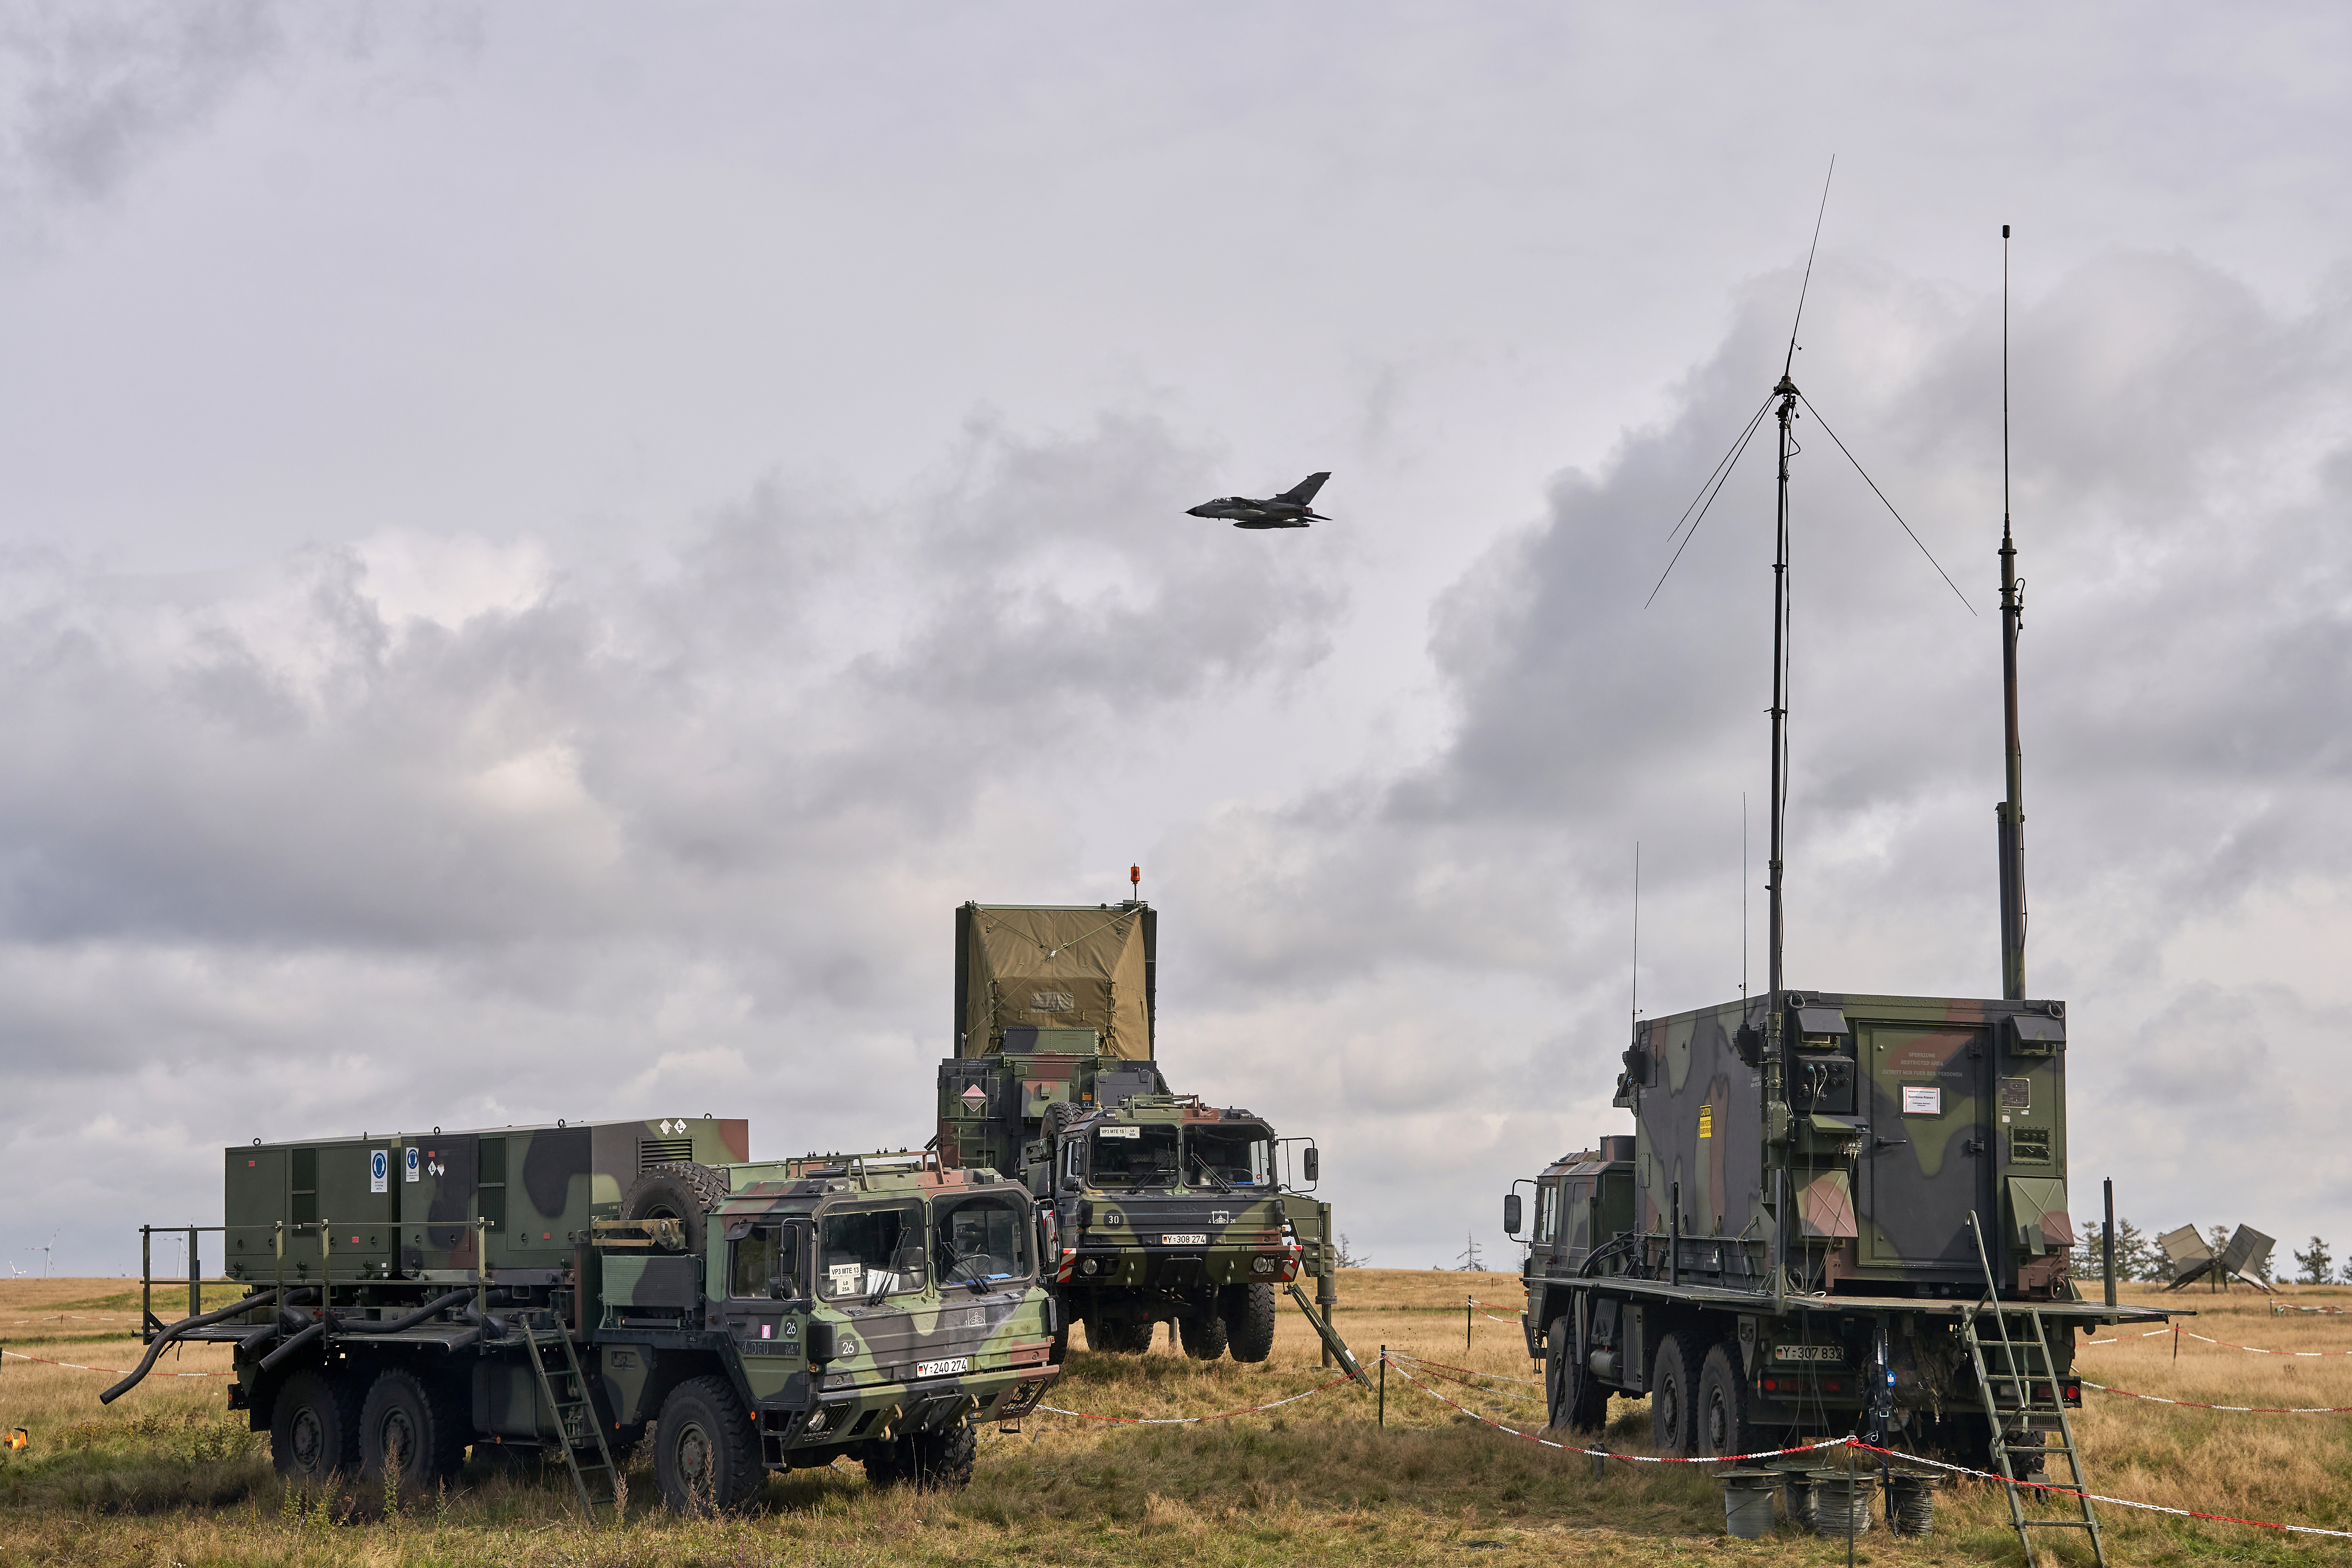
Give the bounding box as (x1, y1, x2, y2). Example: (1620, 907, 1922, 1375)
(1857, 1024, 1991, 1270)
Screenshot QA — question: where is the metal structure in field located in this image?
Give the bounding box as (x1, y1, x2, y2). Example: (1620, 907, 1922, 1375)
(937, 901, 1359, 1376)
(1508, 222, 2175, 1566)
(112, 1120, 1062, 1515)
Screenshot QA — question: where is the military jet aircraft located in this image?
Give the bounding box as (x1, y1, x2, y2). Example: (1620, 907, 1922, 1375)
(1185, 471, 1332, 529)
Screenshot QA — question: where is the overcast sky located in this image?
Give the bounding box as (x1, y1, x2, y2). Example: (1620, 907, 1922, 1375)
(4, 3, 2350, 1276)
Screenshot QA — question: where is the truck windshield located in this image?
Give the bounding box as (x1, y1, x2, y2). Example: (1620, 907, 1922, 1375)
(934, 1193, 1031, 1287)
(1089, 1124, 1180, 1187)
(1185, 1127, 1272, 1188)
(728, 1219, 806, 1299)
(817, 1202, 927, 1301)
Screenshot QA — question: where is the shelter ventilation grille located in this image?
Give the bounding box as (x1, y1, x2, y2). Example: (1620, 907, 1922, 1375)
(640, 1138, 695, 1171)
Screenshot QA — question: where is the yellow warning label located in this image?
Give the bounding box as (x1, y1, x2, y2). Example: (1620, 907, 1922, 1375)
(1699, 1104, 1713, 1140)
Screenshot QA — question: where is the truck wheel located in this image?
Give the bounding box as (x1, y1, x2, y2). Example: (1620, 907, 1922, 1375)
(654, 1376, 764, 1514)
(270, 1366, 361, 1485)
(1544, 1315, 1608, 1433)
(1223, 1283, 1278, 1363)
(1695, 1343, 1751, 1458)
(1649, 1333, 1704, 1455)
(864, 1423, 978, 1490)
(359, 1367, 468, 1488)
(621, 1163, 731, 1254)
(1178, 1306, 1230, 1360)
(1049, 1312, 1071, 1364)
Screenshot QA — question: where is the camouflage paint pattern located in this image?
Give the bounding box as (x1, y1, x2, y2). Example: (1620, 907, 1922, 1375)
(592, 1160, 1058, 1455)
(221, 1117, 747, 1286)
(1603, 990, 2073, 1298)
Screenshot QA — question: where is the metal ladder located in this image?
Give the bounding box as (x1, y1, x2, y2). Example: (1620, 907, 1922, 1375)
(523, 1325, 623, 1523)
(1964, 1215, 2103, 1567)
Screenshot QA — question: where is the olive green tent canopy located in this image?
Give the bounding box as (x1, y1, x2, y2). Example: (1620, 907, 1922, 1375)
(959, 904, 1152, 1060)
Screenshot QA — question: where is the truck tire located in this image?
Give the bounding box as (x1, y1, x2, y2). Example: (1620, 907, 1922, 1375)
(1223, 1283, 1278, 1363)
(1178, 1305, 1230, 1361)
(864, 1422, 978, 1490)
(1695, 1342, 1751, 1458)
(359, 1367, 468, 1488)
(270, 1366, 361, 1485)
(1544, 1314, 1608, 1433)
(1650, 1332, 1705, 1455)
(621, 1163, 731, 1255)
(654, 1375, 764, 1514)
(1049, 1311, 1071, 1365)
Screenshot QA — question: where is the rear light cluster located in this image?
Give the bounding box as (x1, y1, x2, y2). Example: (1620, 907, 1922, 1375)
(1758, 1374, 1848, 1397)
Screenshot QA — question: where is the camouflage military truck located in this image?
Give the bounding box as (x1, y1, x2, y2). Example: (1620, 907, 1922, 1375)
(109, 1119, 1060, 1512)
(935, 901, 1349, 1367)
(1505, 376, 2178, 1480)
(1510, 993, 2176, 1468)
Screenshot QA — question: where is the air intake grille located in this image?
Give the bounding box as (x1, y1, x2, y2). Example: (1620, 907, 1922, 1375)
(640, 1138, 695, 1171)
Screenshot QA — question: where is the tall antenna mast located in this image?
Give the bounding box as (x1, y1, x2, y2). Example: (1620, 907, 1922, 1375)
(1996, 223, 2029, 1000)
(1630, 842, 1642, 1032)
(1766, 162, 1831, 998)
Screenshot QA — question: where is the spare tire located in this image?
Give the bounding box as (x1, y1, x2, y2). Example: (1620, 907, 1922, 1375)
(620, 1162, 731, 1254)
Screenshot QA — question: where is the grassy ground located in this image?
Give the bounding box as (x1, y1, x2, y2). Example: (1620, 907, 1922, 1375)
(4, 1274, 2351, 1564)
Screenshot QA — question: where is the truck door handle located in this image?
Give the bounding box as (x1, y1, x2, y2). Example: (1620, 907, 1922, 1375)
(1871, 1137, 1908, 1151)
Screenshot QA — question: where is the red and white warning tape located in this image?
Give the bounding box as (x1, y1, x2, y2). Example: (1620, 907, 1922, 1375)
(1389, 1354, 2352, 1542)
(1383, 1358, 1849, 1465)
(1, 1348, 231, 1379)
(2078, 1327, 2175, 1346)
(1037, 1372, 1356, 1426)
(1847, 1442, 2352, 1541)
(1465, 1299, 1525, 1327)
(1387, 1352, 1544, 1388)
(2080, 1379, 2352, 1414)
(2180, 1332, 2352, 1357)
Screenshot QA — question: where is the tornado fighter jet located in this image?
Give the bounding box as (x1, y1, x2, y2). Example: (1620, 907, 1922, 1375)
(1186, 471, 1332, 529)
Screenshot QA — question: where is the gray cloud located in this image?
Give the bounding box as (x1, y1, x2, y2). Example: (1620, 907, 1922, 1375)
(1158, 249, 2352, 1259)
(0, 2, 281, 217)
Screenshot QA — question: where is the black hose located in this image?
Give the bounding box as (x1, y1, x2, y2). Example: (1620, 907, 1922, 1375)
(334, 1289, 475, 1337)
(235, 1289, 319, 1354)
(257, 1319, 327, 1374)
(100, 1289, 279, 1405)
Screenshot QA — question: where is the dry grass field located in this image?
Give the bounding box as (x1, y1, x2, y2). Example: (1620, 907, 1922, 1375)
(5, 1272, 2352, 1565)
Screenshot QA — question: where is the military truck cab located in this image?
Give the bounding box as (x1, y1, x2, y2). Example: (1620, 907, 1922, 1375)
(116, 1124, 1060, 1516)
(936, 900, 1349, 1367)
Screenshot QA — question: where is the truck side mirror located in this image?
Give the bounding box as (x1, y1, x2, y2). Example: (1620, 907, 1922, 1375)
(806, 1319, 838, 1365)
(1503, 1193, 1523, 1236)
(1302, 1148, 1319, 1184)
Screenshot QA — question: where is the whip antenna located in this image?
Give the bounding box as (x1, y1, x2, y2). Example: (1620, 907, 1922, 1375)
(1783, 157, 1835, 378)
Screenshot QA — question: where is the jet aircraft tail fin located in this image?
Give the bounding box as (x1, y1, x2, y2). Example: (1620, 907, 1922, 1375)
(1278, 471, 1331, 505)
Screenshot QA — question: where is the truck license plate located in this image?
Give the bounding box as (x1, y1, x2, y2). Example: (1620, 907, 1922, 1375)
(915, 1357, 969, 1378)
(1160, 1233, 1208, 1246)
(1773, 1345, 1842, 1363)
